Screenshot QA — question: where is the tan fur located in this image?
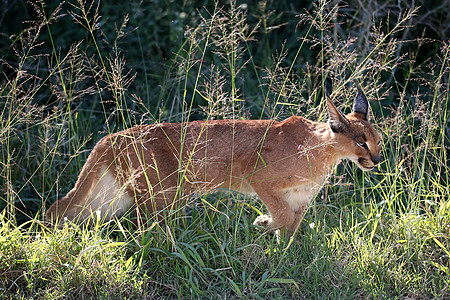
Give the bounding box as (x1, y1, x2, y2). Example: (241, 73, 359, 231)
(46, 95, 382, 232)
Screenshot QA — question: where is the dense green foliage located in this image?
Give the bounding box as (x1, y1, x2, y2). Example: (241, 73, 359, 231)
(1, 0, 449, 298)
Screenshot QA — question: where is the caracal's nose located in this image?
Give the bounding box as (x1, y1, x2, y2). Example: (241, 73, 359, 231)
(372, 155, 382, 165)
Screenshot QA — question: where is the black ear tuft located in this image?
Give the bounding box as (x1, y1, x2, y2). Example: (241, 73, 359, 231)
(353, 84, 369, 120)
(326, 97, 350, 133)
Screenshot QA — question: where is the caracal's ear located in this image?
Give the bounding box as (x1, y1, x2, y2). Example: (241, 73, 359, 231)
(353, 84, 369, 121)
(326, 97, 350, 133)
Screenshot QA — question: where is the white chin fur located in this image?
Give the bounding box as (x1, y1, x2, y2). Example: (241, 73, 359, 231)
(350, 158, 373, 171)
(357, 163, 374, 171)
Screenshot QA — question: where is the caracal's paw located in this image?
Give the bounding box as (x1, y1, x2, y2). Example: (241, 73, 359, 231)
(253, 214, 273, 229)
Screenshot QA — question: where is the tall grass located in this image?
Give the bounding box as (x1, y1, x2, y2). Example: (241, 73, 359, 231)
(1, 0, 449, 298)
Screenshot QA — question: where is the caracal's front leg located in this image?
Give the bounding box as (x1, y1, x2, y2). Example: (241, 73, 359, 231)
(251, 183, 295, 231)
(286, 204, 308, 233)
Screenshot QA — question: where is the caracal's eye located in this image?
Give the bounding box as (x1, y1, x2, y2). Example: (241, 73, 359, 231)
(357, 142, 368, 150)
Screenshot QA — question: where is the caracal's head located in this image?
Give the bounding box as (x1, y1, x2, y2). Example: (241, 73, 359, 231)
(326, 85, 383, 171)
